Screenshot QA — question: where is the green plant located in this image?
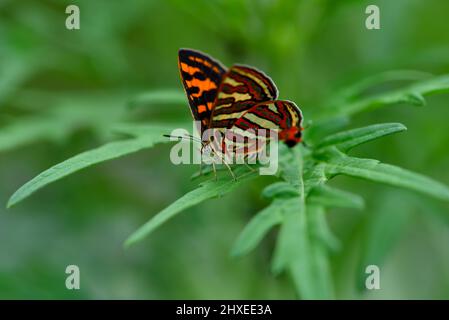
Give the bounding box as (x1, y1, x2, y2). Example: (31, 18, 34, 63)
(7, 71, 449, 299)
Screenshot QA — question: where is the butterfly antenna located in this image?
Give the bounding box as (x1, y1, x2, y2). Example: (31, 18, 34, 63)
(163, 134, 202, 144)
(186, 134, 203, 143)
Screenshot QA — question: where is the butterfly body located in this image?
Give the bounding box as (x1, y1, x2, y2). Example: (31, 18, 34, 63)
(178, 49, 304, 177)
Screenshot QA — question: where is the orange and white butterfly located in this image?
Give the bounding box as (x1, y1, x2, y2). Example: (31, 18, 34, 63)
(173, 48, 304, 179)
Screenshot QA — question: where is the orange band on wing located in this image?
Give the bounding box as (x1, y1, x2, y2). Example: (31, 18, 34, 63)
(186, 78, 218, 98)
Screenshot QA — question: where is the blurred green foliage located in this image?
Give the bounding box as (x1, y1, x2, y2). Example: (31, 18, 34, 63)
(1, 0, 449, 299)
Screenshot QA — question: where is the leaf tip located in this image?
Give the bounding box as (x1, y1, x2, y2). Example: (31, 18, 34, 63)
(403, 93, 426, 106)
(6, 195, 18, 209)
(123, 236, 136, 249)
(229, 247, 242, 258)
(395, 123, 407, 131)
(270, 263, 283, 276)
(355, 198, 366, 210)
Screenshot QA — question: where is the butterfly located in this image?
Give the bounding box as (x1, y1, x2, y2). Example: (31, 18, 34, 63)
(175, 48, 304, 179)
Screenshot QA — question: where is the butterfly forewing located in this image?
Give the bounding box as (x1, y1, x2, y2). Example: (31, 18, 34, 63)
(178, 49, 227, 131)
(210, 65, 279, 129)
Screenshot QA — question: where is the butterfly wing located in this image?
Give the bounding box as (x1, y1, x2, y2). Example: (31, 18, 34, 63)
(231, 100, 302, 131)
(224, 100, 303, 155)
(210, 65, 279, 129)
(178, 49, 227, 130)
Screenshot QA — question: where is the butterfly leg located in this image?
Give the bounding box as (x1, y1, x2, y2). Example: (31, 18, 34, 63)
(243, 155, 256, 172)
(301, 140, 310, 149)
(223, 160, 237, 181)
(243, 162, 256, 172)
(211, 162, 218, 181)
(217, 150, 237, 181)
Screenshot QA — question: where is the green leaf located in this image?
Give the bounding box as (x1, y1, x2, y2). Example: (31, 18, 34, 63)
(325, 153, 449, 202)
(303, 116, 350, 145)
(272, 147, 305, 274)
(271, 198, 305, 274)
(287, 203, 335, 299)
(307, 203, 341, 252)
(231, 199, 284, 257)
(279, 145, 303, 188)
(7, 126, 171, 208)
(261, 182, 299, 199)
(271, 198, 335, 299)
(0, 56, 38, 106)
(308, 185, 364, 210)
(303, 162, 328, 194)
(320, 74, 449, 118)
(128, 89, 186, 108)
(233, 146, 337, 299)
(0, 117, 69, 152)
(272, 147, 335, 298)
(0, 95, 132, 151)
(125, 168, 257, 247)
(316, 123, 407, 153)
(190, 165, 231, 180)
(328, 70, 432, 104)
(264, 163, 335, 299)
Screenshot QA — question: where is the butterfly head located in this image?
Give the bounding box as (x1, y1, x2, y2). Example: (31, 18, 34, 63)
(280, 126, 303, 148)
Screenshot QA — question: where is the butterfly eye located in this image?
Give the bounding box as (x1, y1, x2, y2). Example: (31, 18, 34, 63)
(294, 131, 302, 138)
(285, 140, 297, 148)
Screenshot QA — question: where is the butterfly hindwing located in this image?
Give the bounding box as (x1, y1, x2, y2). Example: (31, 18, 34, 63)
(231, 100, 302, 132)
(210, 65, 279, 129)
(222, 100, 303, 154)
(178, 49, 227, 130)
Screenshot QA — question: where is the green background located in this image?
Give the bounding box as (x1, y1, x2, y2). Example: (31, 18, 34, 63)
(1, 0, 449, 299)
